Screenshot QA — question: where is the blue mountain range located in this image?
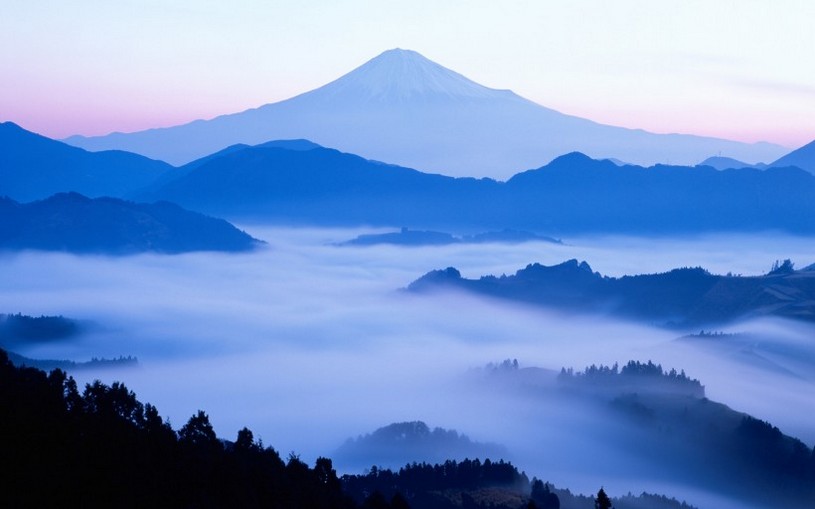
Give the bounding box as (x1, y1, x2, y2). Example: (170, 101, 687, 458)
(4, 121, 815, 235)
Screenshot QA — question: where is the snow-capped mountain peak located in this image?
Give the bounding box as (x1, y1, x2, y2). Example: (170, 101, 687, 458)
(301, 48, 516, 103)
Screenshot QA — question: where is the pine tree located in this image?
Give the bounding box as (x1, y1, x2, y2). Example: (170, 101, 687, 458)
(595, 487, 612, 509)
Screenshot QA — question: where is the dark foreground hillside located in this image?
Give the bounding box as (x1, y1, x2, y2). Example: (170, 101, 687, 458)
(0, 348, 699, 509)
(0, 347, 353, 509)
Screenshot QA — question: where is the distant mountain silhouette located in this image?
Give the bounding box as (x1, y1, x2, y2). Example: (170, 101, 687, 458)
(136, 143, 500, 224)
(697, 156, 766, 170)
(334, 421, 509, 472)
(139, 144, 815, 234)
(173, 139, 321, 174)
(0, 122, 172, 201)
(132, 139, 324, 196)
(9, 123, 815, 234)
(338, 227, 560, 247)
(0, 193, 261, 254)
(64, 49, 785, 178)
(340, 228, 458, 246)
(408, 259, 815, 327)
(501, 152, 815, 233)
(770, 139, 815, 174)
(463, 229, 561, 244)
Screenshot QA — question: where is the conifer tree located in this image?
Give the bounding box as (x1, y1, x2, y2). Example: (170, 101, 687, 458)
(595, 487, 612, 509)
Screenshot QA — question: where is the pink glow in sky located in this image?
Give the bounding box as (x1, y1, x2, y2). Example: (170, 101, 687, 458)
(1, 1, 813, 148)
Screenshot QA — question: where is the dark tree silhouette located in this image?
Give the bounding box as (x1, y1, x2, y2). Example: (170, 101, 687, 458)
(531, 478, 560, 509)
(235, 426, 257, 451)
(595, 487, 612, 509)
(362, 491, 390, 509)
(391, 492, 410, 509)
(0, 347, 361, 508)
(179, 410, 220, 447)
(769, 259, 795, 275)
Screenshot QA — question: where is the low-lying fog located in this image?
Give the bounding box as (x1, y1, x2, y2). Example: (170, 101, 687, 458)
(2, 227, 814, 508)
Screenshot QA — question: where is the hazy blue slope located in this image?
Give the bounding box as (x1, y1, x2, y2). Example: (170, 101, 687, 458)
(141, 143, 500, 225)
(143, 144, 815, 234)
(0, 122, 172, 201)
(770, 139, 815, 174)
(0, 193, 260, 254)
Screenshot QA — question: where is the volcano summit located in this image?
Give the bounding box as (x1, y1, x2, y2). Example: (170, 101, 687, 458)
(65, 49, 785, 178)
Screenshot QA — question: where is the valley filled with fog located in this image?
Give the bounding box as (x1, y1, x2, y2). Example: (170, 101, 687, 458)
(3, 227, 815, 508)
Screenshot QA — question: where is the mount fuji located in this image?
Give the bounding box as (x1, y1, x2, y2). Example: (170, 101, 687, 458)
(65, 49, 786, 178)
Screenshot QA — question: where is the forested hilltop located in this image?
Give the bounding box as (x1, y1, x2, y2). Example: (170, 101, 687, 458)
(479, 359, 815, 508)
(0, 193, 261, 254)
(1, 348, 694, 509)
(409, 259, 815, 327)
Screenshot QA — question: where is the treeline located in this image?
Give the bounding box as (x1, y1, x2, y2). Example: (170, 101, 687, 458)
(6, 350, 138, 371)
(342, 459, 530, 501)
(342, 462, 697, 509)
(0, 348, 354, 509)
(0, 312, 81, 343)
(0, 348, 555, 509)
(558, 360, 704, 398)
(335, 421, 508, 469)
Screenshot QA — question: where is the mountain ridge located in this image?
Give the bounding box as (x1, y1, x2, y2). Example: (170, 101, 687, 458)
(6, 122, 815, 235)
(136, 139, 815, 234)
(407, 259, 815, 327)
(0, 192, 261, 254)
(0, 121, 172, 202)
(770, 139, 815, 174)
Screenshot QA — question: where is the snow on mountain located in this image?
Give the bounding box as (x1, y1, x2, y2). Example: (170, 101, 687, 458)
(303, 48, 514, 103)
(64, 49, 787, 178)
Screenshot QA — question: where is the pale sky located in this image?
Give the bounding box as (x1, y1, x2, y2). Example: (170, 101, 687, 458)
(1, 0, 813, 148)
